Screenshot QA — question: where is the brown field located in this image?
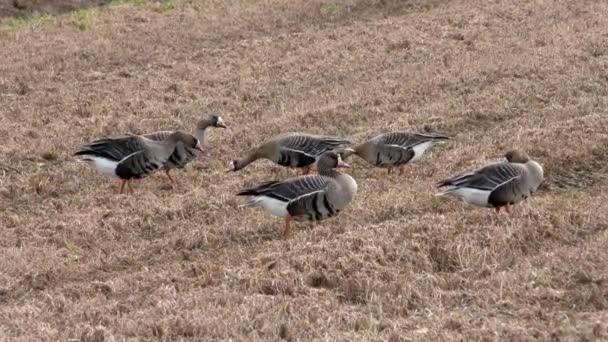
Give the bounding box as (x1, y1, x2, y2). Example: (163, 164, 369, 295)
(1, 0, 608, 340)
(0, 0, 111, 20)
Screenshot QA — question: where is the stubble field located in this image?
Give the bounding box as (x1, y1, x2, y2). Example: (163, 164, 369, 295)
(1, 0, 608, 340)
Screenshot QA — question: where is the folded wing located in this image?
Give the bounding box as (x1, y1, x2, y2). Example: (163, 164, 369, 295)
(280, 134, 351, 157)
(237, 175, 331, 202)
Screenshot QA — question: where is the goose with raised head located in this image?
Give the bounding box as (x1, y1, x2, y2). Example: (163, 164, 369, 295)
(237, 151, 358, 235)
(435, 150, 544, 213)
(74, 131, 203, 193)
(144, 114, 226, 183)
(340, 132, 449, 175)
(228, 132, 351, 175)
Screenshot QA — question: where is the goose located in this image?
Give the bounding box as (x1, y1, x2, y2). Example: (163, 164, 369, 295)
(340, 132, 449, 175)
(144, 114, 226, 183)
(228, 133, 351, 174)
(435, 150, 544, 213)
(236, 151, 358, 235)
(74, 131, 203, 193)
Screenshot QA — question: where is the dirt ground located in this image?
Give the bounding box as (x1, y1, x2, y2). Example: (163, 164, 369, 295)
(1, 0, 608, 340)
(0, 0, 112, 20)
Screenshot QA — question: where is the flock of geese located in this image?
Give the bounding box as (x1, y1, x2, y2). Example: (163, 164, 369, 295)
(75, 114, 545, 235)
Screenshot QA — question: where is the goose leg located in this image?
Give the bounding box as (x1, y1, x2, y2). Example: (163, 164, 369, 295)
(505, 204, 511, 214)
(309, 222, 315, 230)
(495, 206, 502, 214)
(302, 167, 311, 175)
(164, 169, 176, 184)
(283, 216, 292, 236)
(119, 180, 127, 194)
(387, 167, 393, 174)
(399, 166, 404, 176)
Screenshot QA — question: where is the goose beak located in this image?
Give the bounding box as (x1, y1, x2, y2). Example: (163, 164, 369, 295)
(226, 160, 236, 172)
(216, 117, 227, 128)
(194, 142, 205, 157)
(337, 159, 351, 169)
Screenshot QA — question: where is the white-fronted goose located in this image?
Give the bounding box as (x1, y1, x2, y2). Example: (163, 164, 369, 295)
(237, 151, 358, 235)
(228, 133, 351, 174)
(74, 131, 203, 193)
(144, 114, 226, 183)
(435, 150, 544, 213)
(341, 132, 449, 175)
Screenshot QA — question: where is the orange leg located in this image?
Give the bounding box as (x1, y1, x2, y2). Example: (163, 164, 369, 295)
(309, 223, 315, 230)
(302, 168, 311, 175)
(283, 216, 292, 236)
(495, 206, 502, 214)
(505, 204, 511, 214)
(164, 169, 176, 184)
(119, 179, 128, 194)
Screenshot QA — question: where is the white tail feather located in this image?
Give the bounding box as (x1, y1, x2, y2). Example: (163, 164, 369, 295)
(238, 198, 258, 208)
(434, 187, 455, 197)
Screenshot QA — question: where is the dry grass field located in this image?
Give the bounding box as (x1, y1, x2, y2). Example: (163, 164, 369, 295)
(0, 0, 111, 20)
(1, 0, 608, 340)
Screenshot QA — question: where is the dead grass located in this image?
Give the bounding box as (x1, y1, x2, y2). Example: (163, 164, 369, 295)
(1, 0, 608, 340)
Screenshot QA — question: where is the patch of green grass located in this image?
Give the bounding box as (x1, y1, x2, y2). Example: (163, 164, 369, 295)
(1, 13, 56, 28)
(151, 0, 176, 14)
(163, 0, 176, 12)
(73, 8, 92, 29)
(109, 0, 147, 5)
(3, 18, 30, 28)
(37, 14, 57, 25)
(320, 3, 343, 16)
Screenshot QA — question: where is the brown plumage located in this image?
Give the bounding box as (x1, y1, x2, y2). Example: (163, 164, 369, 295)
(436, 150, 544, 213)
(341, 132, 449, 175)
(74, 131, 203, 193)
(143, 114, 226, 183)
(228, 132, 351, 174)
(237, 151, 358, 235)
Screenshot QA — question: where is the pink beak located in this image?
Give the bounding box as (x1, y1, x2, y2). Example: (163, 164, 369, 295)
(337, 159, 351, 169)
(195, 144, 206, 159)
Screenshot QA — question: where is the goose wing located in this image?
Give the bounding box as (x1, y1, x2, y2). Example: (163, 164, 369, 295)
(380, 132, 448, 149)
(237, 175, 331, 202)
(114, 142, 166, 179)
(143, 130, 198, 169)
(286, 184, 337, 221)
(438, 162, 524, 191)
(142, 130, 174, 141)
(279, 134, 351, 157)
(74, 135, 146, 162)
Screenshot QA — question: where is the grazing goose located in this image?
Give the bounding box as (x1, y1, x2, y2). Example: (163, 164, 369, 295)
(74, 131, 203, 193)
(435, 150, 544, 213)
(340, 132, 449, 175)
(228, 133, 351, 174)
(236, 151, 358, 235)
(144, 115, 227, 183)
